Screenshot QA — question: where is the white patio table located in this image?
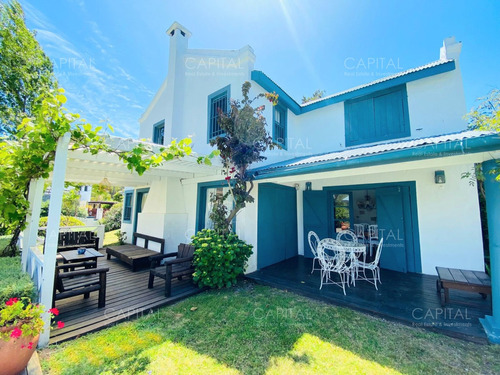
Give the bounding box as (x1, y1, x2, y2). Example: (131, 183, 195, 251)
(336, 240, 366, 286)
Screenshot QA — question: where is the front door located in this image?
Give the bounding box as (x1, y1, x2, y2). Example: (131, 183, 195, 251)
(303, 190, 328, 258)
(133, 188, 149, 234)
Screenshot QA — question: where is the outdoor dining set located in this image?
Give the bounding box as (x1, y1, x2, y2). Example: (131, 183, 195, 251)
(308, 224, 384, 295)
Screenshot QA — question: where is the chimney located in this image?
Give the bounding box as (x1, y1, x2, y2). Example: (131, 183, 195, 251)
(440, 36, 462, 61)
(166, 22, 191, 53)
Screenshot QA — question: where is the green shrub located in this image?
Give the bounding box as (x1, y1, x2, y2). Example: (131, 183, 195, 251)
(100, 203, 122, 232)
(191, 229, 253, 289)
(0, 257, 35, 304)
(39, 216, 85, 227)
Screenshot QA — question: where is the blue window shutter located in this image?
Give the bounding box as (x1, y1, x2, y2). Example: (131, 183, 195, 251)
(345, 85, 410, 146)
(345, 98, 374, 146)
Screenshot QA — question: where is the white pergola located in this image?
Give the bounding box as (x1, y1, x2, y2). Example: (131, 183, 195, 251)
(20, 133, 221, 347)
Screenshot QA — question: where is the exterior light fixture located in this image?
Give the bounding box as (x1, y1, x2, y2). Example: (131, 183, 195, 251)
(435, 170, 446, 184)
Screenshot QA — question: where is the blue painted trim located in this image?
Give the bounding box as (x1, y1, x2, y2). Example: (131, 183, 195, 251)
(344, 85, 411, 147)
(195, 180, 234, 233)
(122, 191, 133, 223)
(207, 85, 231, 143)
(251, 61, 455, 115)
(323, 181, 421, 273)
(152, 120, 165, 145)
(133, 188, 150, 234)
(301, 61, 455, 114)
(251, 71, 301, 115)
(272, 103, 287, 149)
(252, 134, 500, 180)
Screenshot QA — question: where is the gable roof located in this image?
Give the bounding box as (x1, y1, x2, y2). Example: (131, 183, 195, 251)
(251, 58, 455, 116)
(251, 130, 500, 179)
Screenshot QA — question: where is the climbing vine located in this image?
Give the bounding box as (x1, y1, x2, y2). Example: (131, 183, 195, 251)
(209, 81, 278, 236)
(0, 89, 216, 256)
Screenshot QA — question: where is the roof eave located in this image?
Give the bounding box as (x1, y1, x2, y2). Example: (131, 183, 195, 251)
(252, 133, 500, 180)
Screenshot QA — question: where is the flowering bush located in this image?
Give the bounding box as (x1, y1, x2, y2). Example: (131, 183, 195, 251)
(0, 297, 63, 345)
(191, 229, 253, 288)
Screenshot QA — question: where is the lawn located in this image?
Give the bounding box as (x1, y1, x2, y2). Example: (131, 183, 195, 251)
(103, 229, 120, 247)
(41, 281, 500, 375)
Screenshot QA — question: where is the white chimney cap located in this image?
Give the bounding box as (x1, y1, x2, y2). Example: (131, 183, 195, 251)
(439, 36, 462, 61)
(166, 22, 192, 38)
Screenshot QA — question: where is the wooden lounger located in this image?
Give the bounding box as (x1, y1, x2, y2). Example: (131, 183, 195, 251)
(436, 266, 491, 306)
(106, 233, 165, 271)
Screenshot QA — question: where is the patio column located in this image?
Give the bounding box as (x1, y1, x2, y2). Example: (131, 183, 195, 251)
(21, 178, 44, 271)
(38, 132, 70, 348)
(480, 159, 500, 344)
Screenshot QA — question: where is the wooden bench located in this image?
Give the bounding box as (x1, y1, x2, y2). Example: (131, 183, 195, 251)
(106, 233, 165, 271)
(436, 266, 491, 306)
(53, 262, 109, 308)
(148, 243, 195, 297)
(57, 231, 99, 252)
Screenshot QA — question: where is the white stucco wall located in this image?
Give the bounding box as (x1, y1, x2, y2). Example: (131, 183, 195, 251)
(244, 160, 484, 275)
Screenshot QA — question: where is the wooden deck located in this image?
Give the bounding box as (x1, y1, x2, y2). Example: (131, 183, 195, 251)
(247, 256, 491, 344)
(50, 250, 202, 344)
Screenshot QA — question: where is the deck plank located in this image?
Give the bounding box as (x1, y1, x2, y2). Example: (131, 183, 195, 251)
(247, 256, 491, 344)
(49, 250, 201, 344)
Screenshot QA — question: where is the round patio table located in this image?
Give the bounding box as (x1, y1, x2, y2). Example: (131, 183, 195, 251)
(336, 241, 366, 286)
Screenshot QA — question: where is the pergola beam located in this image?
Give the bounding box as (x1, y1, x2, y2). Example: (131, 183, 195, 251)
(38, 133, 70, 348)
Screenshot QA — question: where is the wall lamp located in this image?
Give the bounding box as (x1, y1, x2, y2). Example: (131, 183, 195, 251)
(435, 170, 446, 184)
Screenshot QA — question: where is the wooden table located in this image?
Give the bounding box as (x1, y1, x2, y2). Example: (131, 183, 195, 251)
(435, 266, 491, 306)
(59, 248, 104, 269)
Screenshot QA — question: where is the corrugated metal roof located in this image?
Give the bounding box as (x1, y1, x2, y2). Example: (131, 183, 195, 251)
(252, 130, 497, 173)
(303, 59, 454, 107)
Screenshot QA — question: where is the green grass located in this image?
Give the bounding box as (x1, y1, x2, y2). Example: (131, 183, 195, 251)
(0, 235, 13, 256)
(41, 282, 500, 375)
(0, 256, 35, 303)
(103, 229, 120, 247)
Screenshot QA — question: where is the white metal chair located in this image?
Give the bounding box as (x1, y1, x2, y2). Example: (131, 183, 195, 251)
(336, 230, 358, 243)
(368, 224, 379, 257)
(316, 238, 351, 295)
(354, 238, 384, 290)
(353, 224, 365, 241)
(308, 231, 321, 274)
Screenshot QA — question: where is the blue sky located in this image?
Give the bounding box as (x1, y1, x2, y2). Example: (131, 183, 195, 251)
(19, 0, 500, 138)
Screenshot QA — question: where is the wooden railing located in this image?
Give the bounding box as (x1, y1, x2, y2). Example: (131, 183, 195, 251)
(38, 225, 105, 249)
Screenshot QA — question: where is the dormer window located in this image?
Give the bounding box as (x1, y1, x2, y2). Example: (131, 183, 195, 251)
(273, 104, 287, 149)
(207, 85, 230, 141)
(344, 85, 410, 147)
(153, 120, 165, 145)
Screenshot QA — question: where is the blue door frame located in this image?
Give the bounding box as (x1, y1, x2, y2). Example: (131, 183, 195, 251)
(323, 181, 421, 273)
(133, 188, 150, 235)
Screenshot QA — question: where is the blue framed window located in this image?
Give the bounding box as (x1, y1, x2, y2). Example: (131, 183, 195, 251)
(196, 181, 236, 233)
(123, 192, 133, 223)
(207, 85, 230, 141)
(153, 120, 165, 145)
(273, 104, 287, 149)
(344, 85, 410, 147)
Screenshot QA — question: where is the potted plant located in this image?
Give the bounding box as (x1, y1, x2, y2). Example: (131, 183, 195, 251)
(0, 297, 63, 375)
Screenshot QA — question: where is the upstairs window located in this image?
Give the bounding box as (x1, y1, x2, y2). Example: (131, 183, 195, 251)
(123, 192, 133, 222)
(344, 85, 410, 147)
(273, 105, 287, 149)
(153, 120, 165, 145)
(208, 85, 230, 141)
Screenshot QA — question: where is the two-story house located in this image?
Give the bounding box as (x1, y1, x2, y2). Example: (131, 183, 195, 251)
(121, 22, 500, 282)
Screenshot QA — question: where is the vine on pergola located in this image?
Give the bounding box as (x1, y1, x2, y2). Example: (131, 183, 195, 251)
(0, 89, 217, 256)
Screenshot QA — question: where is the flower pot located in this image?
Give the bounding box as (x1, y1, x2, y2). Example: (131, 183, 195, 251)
(0, 325, 39, 375)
